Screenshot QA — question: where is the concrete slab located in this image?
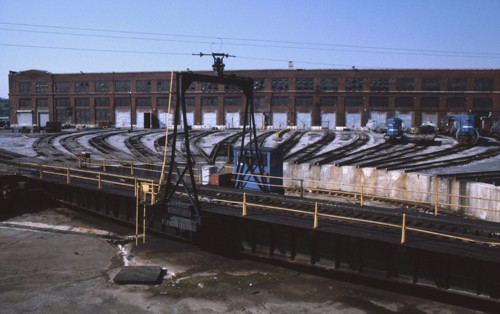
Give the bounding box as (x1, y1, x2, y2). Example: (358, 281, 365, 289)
(113, 266, 166, 285)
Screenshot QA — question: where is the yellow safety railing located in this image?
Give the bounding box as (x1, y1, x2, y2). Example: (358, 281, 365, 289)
(209, 192, 500, 247)
(19, 161, 499, 220)
(16, 162, 500, 247)
(232, 171, 499, 218)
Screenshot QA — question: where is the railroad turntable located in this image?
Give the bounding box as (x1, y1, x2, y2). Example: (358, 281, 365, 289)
(1, 70, 500, 312)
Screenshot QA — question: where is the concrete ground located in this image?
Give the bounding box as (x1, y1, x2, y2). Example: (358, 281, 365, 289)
(0, 202, 489, 314)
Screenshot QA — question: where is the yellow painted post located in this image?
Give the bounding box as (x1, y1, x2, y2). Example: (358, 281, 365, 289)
(151, 182, 156, 205)
(360, 185, 364, 207)
(313, 202, 318, 229)
(141, 183, 149, 203)
(102, 160, 106, 172)
(434, 177, 439, 216)
(242, 192, 247, 216)
(134, 178, 138, 197)
(130, 162, 134, 175)
(434, 192, 439, 216)
(66, 168, 70, 184)
(135, 181, 139, 246)
(401, 214, 406, 244)
(98, 173, 102, 189)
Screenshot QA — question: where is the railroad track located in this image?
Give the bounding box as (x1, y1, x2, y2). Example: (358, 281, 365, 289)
(32, 133, 77, 163)
(402, 147, 500, 173)
(380, 139, 500, 172)
(0, 148, 25, 162)
(377, 142, 474, 171)
(437, 170, 500, 186)
(350, 143, 428, 168)
(285, 131, 335, 163)
(197, 185, 500, 246)
(309, 133, 371, 165)
(277, 131, 305, 156)
(58, 130, 112, 159)
(125, 130, 164, 163)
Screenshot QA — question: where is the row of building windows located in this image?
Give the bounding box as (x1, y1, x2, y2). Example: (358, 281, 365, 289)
(20, 96, 494, 110)
(18, 77, 496, 95)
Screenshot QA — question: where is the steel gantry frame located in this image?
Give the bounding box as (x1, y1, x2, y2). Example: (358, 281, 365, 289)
(160, 70, 267, 230)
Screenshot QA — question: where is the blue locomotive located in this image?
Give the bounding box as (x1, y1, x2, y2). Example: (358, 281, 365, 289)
(384, 117, 404, 141)
(450, 114, 479, 145)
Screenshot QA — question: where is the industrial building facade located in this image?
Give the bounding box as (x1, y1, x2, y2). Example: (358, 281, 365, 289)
(8, 68, 500, 130)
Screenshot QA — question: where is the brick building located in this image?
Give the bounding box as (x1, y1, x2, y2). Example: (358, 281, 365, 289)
(8, 68, 500, 130)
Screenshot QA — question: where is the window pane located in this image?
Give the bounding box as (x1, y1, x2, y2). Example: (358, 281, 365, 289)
(473, 98, 493, 109)
(75, 98, 90, 107)
(19, 98, 32, 108)
(345, 78, 363, 91)
(395, 97, 414, 107)
(56, 109, 71, 123)
(115, 80, 131, 92)
(253, 79, 265, 91)
(295, 96, 313, 106)
(396, 78, 415, 91)
(271, 96, 289, 106)
(296, 78, 313, 91)
(422, 78, 440, 91)
(136, 80, 152, 92)
(201, 97, 218, 106)
(36, 98, 49, 107)
(55, 82, 69, 93)
(75, 109, 90, 124)
(370, 78, 389, 91)
(224, 97, 241, 106)
(115, 97, 131, 106)
(224, 84, 242, 92)
(447, 78, 467, 91)
(272, 78, 289, 91)
(319, 96, 338, 106)
(75, 81, 89, 93)
(319, 78, 338, 91)
(136, 97, 152, 106)
(345, 96, 363, 106)
(55, 98, 70, 107)
(447, 97, 466, 108)
(369, 97, 388, 107)
(474, 79, 493, 91)
(95, 109, 111, 121)
(35, 82, 48, 93)
(95, 98, 110, 106)
(421, 97, 439, 108)
(19, 82, 31, 94)
(201, 82, 219, 92)
(157, 80, 171, 92)
(95, 81, 110, 93)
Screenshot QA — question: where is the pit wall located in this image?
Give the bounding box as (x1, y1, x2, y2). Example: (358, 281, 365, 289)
(283, 163, 500, 223)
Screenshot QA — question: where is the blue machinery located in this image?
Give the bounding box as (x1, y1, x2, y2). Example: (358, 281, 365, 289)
(451, 114, 479, 145)
(234, 146, 284, 193)
(384, 117, 404, 141)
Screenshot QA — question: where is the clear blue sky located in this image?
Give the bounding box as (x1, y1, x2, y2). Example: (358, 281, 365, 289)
(1, 0, 499, 98)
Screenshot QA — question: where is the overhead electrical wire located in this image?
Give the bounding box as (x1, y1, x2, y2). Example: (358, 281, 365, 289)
(2, 27, 498, 60)
(1, 21, 499, 58)
(1, 21, 499, 70)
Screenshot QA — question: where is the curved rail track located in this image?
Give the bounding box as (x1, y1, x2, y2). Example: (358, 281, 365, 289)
(197, 185, 500, 246)
(285, 131, 335, 163)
